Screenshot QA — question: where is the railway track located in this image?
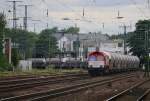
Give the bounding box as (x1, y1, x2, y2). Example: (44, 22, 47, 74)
(0, 72, 87, 84)
(0, 75, 38, 81)
(0, 73, 89, 93)
(0, 73, 137, 101)
(0, 71, 87, 81)
(106, 78, 150, 101)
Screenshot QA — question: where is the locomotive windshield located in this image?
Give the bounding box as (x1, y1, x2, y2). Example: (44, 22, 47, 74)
(88, 55, 104, 61)
(88, 55, 96, 61)
(97, 55, 104, 61)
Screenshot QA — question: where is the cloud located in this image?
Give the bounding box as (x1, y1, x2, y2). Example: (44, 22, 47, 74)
(0, 0, 149, 35)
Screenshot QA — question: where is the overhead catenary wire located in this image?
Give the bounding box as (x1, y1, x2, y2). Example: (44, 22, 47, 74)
(53, 0, 92, 32)
(40, 0, 123, 33)
(129, 0, 149, 19)
(7, 0, 147, 34)
(53, 0, 102, 32)
(8, 0, 22, 29)
(147, 0, 150, 8)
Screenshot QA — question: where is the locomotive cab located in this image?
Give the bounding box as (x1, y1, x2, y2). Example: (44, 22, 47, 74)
(88, 52, 106, 75)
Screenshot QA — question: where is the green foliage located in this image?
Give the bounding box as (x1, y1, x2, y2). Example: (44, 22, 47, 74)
(127, 20, 150, 64)
(0, 13, 6, 29)
(11, 48, 19, 67)
(35, 28, 60, 58)
(0, 13, 6, 55)
(109, 34, 124, 40)
(109, 33, 132, 40)
(0, 13, 12, 71)
(62, 27, 80, 34)
(5, 28, 38, 59)
(0, 50, 11, 71)
(0, 54, 12, 71)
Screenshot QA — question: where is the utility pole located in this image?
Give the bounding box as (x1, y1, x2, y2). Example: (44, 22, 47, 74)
(116, 10, 127, 54)
(33, 23, 36, 32)
(8, 0, 22, 29)
(75, 23, 80, 59)
(46, 9, 49, 29)
(119, 24, 130, 55)
(123, 25, 127, 55)
(102, 23, 105, 29)
(19, 5, 32, 30)
(83, 8, 85, 17)
(148, 0, 150, 8)
(32, 19, 40, 32)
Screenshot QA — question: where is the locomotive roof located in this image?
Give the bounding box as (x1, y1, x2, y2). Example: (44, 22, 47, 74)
(88, 51, 139, 61)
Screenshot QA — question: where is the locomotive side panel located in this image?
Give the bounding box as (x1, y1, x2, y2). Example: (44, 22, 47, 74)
(88, 51, 140, 76)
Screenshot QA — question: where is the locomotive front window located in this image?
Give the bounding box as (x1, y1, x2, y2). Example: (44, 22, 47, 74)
(88, 55, 96, 61)
(97, 55, 104, 61)
(88, 55, 104, 61)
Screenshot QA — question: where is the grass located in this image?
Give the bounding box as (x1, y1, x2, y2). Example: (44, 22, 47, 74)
(0, 68, 86, 78)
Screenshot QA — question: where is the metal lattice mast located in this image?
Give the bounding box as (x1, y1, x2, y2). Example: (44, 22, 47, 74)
(8, 0, 22, 29)
(19, 5, 32, 30)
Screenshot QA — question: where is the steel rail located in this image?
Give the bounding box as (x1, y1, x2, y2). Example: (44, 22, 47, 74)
(0, 75, 89, 93)
(0, 75, 37, 81)
(106, 79, 150, 101)
(0, 73, 88, 85)
(1, 73, 136, 101)
(30, 75, 135, 101)
(137, 88, 150, 101)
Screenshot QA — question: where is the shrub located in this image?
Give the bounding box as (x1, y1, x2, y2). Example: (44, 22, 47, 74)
(0, 54, 12, 71)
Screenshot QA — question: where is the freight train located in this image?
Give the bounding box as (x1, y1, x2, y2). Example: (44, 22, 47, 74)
(88, 51, 140, 76)
(31, 58, 87, 69)
(48, 58, 87, 69)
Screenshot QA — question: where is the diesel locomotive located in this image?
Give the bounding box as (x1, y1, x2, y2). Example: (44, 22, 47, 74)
(88, 51, 140, 75)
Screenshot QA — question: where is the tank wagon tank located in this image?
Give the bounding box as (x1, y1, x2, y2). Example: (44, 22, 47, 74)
(31, 58, 47, 69)
(88, 51, 140, 75)
(47, 58, 88, 69)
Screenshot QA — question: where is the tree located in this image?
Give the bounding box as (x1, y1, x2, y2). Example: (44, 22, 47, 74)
(5, 28, 38, 59)
(127, 20, 150, 65)
(35, 28, 60, 58)
(61, 27, 80, 34)
(0, 13, 11, 71)
(127, 20, 150, 56)
(11, 48, 19, 67)
(0, 13, 6, 55)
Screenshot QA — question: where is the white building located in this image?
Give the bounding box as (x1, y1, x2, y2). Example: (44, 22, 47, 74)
(52, 32, 125, 60)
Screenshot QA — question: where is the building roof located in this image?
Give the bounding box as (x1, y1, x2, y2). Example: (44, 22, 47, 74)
(52, 32, 109, 42)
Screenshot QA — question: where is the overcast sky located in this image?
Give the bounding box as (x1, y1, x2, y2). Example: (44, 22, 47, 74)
(0, 0, 150, 35)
